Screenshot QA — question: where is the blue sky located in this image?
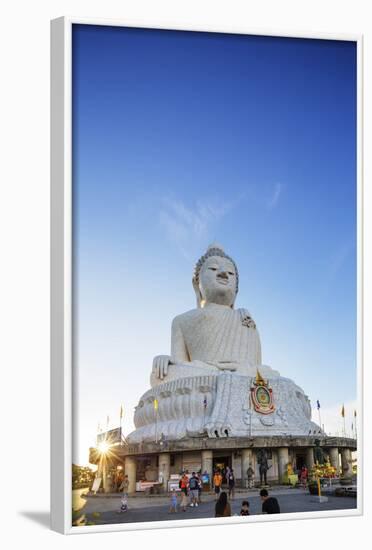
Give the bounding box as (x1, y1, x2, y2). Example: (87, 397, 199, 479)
(72, 25, 357, 464)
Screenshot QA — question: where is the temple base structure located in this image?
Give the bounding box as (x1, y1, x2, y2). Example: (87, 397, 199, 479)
(128, 371, 321, 443)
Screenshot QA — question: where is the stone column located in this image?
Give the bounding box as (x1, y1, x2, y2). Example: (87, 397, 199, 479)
(329, 447, 339, 474)
(201, 450, 213, 482)
(158, 452, 171, 492)
(124, 456, 137, 494)
(306, 447, 314, 470)
(241, 448, 253, 488)
(278, 447, 289, 484)
(340, 448, 353, 477)
(101, 465, 111, 493)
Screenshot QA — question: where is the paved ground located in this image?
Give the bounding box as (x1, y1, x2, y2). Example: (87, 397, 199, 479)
(74, 488, 357, 526)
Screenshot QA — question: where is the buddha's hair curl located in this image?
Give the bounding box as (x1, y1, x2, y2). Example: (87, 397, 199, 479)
(192, 246, 239, 295)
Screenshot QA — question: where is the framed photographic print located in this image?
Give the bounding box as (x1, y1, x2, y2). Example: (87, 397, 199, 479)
(51, 17, 363, 534)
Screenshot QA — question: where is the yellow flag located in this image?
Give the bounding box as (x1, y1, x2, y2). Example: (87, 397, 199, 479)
(341, 404, 345, 417)
(154, 398, 158, 410)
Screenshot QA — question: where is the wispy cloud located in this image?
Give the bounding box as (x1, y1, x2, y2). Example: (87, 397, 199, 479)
(159, 196, 238, 259)
(267, 182, 283, 210)
(326, 241, 355, 282)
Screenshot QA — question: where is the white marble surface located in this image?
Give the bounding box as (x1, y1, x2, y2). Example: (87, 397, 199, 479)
(129, 245, 321, 444)
(128, 371, 322, 443)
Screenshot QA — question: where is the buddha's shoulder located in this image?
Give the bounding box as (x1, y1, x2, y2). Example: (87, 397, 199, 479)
(172, 308, 204, 327)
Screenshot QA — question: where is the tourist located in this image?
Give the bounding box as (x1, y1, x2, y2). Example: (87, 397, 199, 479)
(117, 494, 128, 513)
(300, 465, 308, 489)
(247, 464, 255, 489)
(119, 474, 129, 496)
(169, 489, 178, 513)
(215, 491, 231, 517)
(213, 470, 223, 500)
(180, 472, 189, 492)
(225, 466, 230, 486)
(240, 500, 250, 516)
(228, 468, 235, 500)
(180, 488, 189, 512)
(189, 472, 200, 507)
(260, 489, 280, 514)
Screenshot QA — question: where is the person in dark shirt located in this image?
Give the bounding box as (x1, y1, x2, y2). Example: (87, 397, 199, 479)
(240, 500, 250, 516)
(215, 491, 231, 517)
(260, 488, 280, 514)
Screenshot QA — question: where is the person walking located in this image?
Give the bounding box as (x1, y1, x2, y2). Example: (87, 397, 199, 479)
(228, 468, 235, 500)
(180, 489, 188, 512)
(213, 470, 223, 500)
(247, 464, 255, 489)
(300, 465, 308, 489)
(215, 491, 231, 517)
(119, 474, 129, 496)
(225, 466, 230, 487)
(180, 472, 189, 511)
(189, 472, 200, 507)
(260, 488, 280, 514)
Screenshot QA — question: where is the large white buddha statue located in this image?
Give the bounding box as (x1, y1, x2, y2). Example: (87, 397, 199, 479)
(128, 244, 319, 443)
(150, 244, 278, 387)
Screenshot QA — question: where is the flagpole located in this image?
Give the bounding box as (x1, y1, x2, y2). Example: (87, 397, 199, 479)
(120, 405, 123, 445)
(203, 395, 207, 429)
(354, 410, 357, 440)
(341, 405, 345, 436)
(154, 398, 158, 443)
(317, 400, 322, 431)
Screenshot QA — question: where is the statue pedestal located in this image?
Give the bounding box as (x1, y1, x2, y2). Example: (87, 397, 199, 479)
(128, 371, 322, 444)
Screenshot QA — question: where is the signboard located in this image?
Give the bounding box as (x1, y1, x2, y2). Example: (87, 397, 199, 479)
(97, 427, 122, 445)
(168, 480, 181, 492)
(135, 480, 161, 492)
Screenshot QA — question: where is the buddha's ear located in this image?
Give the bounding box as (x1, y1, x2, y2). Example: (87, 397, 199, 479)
(192, 277, 203, 308)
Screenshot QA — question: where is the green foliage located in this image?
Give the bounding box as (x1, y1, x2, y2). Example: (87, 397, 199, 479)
(72, 463, 95, 489)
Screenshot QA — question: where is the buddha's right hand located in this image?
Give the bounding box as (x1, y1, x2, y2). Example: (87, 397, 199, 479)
(152, 355, 172, 380)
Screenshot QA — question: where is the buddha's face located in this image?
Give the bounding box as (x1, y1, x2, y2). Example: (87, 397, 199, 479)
(199, 255, 237, 307)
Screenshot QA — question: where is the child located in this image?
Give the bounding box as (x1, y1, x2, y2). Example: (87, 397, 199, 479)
(169, 489, 178, 513)
(240, 500, 250, 516)
(118, 494, 128, 513)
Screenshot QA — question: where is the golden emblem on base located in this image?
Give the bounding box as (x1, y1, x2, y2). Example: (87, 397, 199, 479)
(250, 369, 275, 414)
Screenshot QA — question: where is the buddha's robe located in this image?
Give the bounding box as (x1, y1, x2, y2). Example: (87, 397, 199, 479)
(171, 303, 261, 373)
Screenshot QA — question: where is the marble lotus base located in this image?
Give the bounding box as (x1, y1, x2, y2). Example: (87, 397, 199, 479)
(128, 372, 322, 444)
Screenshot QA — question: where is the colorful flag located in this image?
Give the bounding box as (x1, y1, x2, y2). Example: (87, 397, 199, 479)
(203, 396, 207, 409)
(317, 400, 320, 410)
(154, 398, 158, 410)
(341, 405, 345, 417)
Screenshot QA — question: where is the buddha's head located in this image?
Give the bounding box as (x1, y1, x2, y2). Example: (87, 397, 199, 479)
(193, 244, 239, 308)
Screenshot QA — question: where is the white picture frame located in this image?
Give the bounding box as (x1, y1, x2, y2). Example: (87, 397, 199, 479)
(51, 16, 363, 534)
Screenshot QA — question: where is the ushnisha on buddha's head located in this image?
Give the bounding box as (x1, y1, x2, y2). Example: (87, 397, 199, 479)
(192, 244, 239, 308)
